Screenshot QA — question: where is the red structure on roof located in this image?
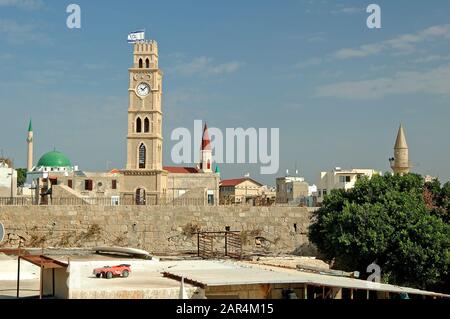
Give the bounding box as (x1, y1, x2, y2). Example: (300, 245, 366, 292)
(201, 123, 211, 151)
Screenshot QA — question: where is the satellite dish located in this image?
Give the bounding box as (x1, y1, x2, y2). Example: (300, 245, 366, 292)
(0, 223, 4, 244)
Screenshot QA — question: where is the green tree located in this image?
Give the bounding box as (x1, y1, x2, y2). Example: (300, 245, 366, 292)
(16, 168, 27, 187)
(424, 179, 450, 222)
(309, 173, 450, 290)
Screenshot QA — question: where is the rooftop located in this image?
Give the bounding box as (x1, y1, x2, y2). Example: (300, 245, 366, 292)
(163, 166, 199, 174)
(220, 177, 263, 187)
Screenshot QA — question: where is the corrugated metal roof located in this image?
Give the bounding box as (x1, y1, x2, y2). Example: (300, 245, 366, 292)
(163, 261, 450, 298)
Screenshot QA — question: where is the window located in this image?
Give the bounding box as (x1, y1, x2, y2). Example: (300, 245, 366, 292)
(85, 179, 93, 191)
(339, 176, 351, 183)
(208, 194, 214, 205)
(144, 118, 150, 133)
(136, 188, 146, 205)
(318, 190, 322, 197)
(139, 58, 143, 68)
(207, 160, 211, 170)
(68, 179, 73, 189)
(323, 189, 327, 196)
(139, 143, 146, 169)
(145, 58, 150, 68)
(136, 117, 142, 133)
(112, 180, 117, 190)
(111, 196, 120, 206)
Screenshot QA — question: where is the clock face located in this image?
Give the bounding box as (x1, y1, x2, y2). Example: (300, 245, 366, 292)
(136, 82, 150, 97)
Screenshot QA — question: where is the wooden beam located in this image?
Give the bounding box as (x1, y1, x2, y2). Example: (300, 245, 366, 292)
(16, 256, 20, 298)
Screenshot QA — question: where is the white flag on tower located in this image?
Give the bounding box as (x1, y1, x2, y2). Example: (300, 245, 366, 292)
(127, 30, 145, 43)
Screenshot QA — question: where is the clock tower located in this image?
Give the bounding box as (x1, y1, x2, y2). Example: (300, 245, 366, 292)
(126, 40, 163, 170)
(122, 40, 167, 203)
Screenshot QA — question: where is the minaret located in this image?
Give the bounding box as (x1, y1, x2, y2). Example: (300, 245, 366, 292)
(199, 123, 212, 173)
(390, 124, 411, 175)
(26, 119, 33, 172)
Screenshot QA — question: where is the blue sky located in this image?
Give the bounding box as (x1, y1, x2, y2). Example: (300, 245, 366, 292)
(0, 0, 449, 185)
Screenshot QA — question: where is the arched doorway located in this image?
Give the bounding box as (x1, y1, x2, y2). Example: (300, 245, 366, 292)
(135, 188, 146, 205)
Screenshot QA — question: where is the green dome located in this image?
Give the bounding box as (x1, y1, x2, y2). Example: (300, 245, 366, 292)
(37, 151, 72, 168)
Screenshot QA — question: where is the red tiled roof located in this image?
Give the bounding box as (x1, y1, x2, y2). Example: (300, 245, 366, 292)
(164, 166, 199, 174)
(220, 178, 263, 187)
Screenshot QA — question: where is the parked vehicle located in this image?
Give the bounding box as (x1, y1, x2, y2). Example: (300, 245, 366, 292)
(93, 264, 131, 279)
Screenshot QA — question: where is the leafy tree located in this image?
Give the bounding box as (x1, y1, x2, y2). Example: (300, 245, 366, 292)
(424, 179, 450, 222)
(309, 173, 450, 290)
(16, 168, 27, 187)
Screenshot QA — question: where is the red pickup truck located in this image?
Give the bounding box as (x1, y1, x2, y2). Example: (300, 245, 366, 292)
(93, 264, 131, 279)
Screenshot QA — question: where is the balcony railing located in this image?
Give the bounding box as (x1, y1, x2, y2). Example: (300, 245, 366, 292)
(0, 196, 210, 207)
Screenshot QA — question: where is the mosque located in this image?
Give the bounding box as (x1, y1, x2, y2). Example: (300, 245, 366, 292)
(26, 40, 219, 205)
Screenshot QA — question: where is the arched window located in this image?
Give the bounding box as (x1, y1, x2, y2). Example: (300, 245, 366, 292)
(144, 118, 150, 133)
(138, 143, 146, 169)
(145, 58, 150, 68)
(136, 188, 146, 205)
(207, 160, 211, 170)
(139, 58, 143, 68)
(136, 117, 142, 133)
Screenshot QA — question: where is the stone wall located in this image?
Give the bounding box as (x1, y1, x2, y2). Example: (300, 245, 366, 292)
(0, 206, 315, 256)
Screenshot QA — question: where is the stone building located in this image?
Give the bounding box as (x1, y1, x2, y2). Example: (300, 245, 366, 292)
(25, 38, 218, 206)
(219, 177, 264, 205)
(276, 175, 310, 205)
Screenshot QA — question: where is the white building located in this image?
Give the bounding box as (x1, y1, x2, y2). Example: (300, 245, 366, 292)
(0, 160, 17, 197)
(316, 167, 380, 204)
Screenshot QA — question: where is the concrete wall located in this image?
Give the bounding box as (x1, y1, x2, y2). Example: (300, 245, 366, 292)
(42, 268, 69, 299)
(0, 206, 315, 255)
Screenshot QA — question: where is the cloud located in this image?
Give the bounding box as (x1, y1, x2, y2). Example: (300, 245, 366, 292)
(315, 63, 450, 100)
(0, 19, 51, 44)
(333, 24, 450, 60)
(170, 56, 243, 77)
(410, 54, 450, 64)
(295, 24, 450, 70)
(331, 7, 362, 15)
(0, 0, 43, 10)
